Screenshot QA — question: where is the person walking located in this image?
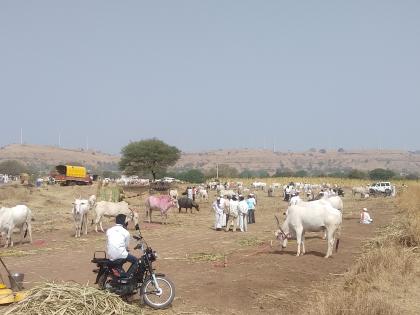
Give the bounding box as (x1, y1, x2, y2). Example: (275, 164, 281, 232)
(212, 197, 224, 230)
(226, 195, 239, 232)
(238, 195, 249, 232)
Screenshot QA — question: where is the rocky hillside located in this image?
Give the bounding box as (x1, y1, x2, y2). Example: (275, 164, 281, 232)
(2, 144, 420, 175)
(174, 148, 420, 175)
(0, 144, 119, 171)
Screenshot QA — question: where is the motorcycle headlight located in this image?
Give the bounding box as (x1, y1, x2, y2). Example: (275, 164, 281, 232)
(153, 251, 158, 259)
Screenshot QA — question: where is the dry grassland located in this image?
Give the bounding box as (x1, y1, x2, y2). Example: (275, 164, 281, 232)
(0, 179, 418, 314)
(302, 185, 420, 315)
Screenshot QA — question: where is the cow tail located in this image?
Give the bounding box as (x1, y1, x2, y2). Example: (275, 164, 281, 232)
(24, 222, 29, 238)
(335, 224, 342, 253)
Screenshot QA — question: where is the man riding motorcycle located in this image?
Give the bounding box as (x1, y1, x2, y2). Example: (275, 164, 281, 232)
(106, 213, 138, 271)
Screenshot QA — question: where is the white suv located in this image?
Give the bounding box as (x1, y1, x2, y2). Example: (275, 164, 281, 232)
(368, 182, 392, 196)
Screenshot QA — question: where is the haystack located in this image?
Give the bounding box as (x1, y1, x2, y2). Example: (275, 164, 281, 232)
(4, 281, 142, 315)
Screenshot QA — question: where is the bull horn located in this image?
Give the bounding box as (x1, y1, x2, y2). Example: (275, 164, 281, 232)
(279, 227, 287, 237)
(274, 215, 281, 228)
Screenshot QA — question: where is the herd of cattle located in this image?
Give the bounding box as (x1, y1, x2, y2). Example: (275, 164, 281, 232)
(0, 181, 396, 259)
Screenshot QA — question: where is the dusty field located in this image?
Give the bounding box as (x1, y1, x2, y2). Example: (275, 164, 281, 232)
(0, 183, 398, 314)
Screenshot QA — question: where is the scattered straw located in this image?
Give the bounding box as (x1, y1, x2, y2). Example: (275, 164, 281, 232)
(4, 281, 142, 315)
(188, 252, 224, 262)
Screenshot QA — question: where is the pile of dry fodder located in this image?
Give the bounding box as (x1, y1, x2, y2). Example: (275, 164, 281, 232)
(5, 281, 142, 315)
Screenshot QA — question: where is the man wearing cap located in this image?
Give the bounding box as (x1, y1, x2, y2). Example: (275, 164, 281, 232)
(360, 208, 373, 224)
(106, 214, 139, 271)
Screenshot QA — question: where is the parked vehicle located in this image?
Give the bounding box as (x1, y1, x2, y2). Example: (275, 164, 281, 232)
(91, 230, 175, 309)
(52, 165, 92, 186)
(368, 181, 392, 196)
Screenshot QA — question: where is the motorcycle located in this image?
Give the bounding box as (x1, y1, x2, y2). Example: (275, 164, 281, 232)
(91, 229, 175, 309)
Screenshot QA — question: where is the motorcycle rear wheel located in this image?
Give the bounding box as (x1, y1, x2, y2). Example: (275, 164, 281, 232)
(141, 276, 175, 309)
(97, 273, 110, 290)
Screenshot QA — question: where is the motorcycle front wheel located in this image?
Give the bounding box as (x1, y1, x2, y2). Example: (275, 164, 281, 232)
(141, 276, 175, 309)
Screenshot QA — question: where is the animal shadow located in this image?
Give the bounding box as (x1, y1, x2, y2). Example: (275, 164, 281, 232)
(270, 249, 325, 257)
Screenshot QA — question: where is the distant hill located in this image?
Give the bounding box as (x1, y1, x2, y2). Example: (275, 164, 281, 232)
(2, 144, 420, 175)
(0, 144, 119, 171)
(174, 148, 420, 175)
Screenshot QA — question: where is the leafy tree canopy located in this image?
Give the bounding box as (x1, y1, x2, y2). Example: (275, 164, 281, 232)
(119, 138, 181, 181)
(369, 168, 396, 180)
(0, 160, 28, 176)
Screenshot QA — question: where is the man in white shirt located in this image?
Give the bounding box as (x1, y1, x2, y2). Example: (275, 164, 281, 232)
(360, 208, 373, 224)
(106, 214, 138, 270)
(238, 195, 249, 232)
(212, 197, 224, 230)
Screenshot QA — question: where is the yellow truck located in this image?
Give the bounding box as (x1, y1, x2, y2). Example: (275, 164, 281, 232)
(52, 165, 93, 186)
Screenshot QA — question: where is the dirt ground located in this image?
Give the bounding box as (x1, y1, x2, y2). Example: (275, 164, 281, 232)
(0, 183, 397, 314)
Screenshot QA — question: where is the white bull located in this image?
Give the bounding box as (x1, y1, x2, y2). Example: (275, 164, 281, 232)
(275, 203, 342, 258)
(197, 188, 208, 201)
(0, 205, 33, 247)
(72, 199, 90, 238)
(219, 189, 236, 198)
(169, 189, 178, 200)
(92, 201, 139, 232)
(352, 186, 368, 198)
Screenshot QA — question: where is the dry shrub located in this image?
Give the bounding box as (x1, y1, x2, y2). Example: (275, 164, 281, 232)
(306, 290, 402, 315)
(0, 186, 31, 204)
(344, 246, 415, 290)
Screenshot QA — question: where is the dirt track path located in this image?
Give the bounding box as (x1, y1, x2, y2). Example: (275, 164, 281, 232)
(1, 190, 397, 314)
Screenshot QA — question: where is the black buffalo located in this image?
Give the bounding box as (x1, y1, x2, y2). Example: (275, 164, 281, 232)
(177, 197, 200, 213)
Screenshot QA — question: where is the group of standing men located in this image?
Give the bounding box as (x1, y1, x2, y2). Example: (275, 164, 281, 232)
(212, 194, 257, 232)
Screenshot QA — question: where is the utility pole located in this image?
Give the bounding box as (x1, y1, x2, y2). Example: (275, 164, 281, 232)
(216, 163, 219, 179)
(20, 128, 23, 144)
(86, 136, 89, 151)
(58, 132, 61, 147)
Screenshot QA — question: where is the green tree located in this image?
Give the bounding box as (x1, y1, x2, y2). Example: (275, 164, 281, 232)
(119, 139, 181, 181)
(369, 168, 396, 180)
(295, 170, 308, 177)
(178, 169, 205, 183)
(239, 169, 255, 178)
(255, 169, 270, 177)
(0, 160, 28, 175)
(347, 169, 367, 179)
(273, 168, 294, 177)
(102, 170, 120, 179)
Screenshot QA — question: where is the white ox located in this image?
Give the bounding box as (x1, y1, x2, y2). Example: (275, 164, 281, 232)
(219, 189, 236, 198)
(88, 195, 96, 209)
(72, 198, 90, 238)
(169, 189, 178, 200)
(352, 186, 369, 198)
(290, 195, 344, 213)
(197, 188, 208, 201)
(0, 205, 33, 247)
(252, 182, 267, 190)
(275, 203, 342, 258)
(93, 201, 139, 232)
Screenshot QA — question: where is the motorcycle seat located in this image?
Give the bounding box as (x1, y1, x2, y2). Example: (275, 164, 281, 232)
(92, 258, 127, 266)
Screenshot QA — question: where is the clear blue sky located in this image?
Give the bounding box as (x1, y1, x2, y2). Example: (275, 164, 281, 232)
(1, 1, 419, 154)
